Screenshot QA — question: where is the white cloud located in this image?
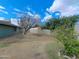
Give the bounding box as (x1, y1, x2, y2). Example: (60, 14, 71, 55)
(0, 17, 5, 20)
(27, 7, 31, 11)
(62, 6, 79, 16)
(27, 12, 33, 16)
(0, 9, 8, 14)
(46, 0, 63, 13)
(13, 8, 23, 17)
(34, 14, 41, 20)
(47, 0, 79, 16)
(15, 13, 24, 17)
(14, 8, 22, 12)
(26, 7, 36, 14)
(13, 11, 33, 17)
(0, 5, 8, 14)
(0, 5, 5, 9)
(42, 12, 52, 22)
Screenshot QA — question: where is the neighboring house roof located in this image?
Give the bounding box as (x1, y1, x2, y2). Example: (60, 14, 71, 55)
(0, 20, 21, 28)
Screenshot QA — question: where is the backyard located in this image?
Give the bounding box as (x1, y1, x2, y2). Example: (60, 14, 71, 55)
(0, 32, 63, 59)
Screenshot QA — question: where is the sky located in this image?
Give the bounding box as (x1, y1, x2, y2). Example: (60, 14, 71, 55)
(0, 0, 54, 19)
(0, 0, 79, 22)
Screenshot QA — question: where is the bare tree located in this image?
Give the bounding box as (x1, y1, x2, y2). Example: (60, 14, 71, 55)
(19, 14, 34, 35)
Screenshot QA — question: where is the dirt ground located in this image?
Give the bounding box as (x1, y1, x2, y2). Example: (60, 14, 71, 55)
(0, 33, 53, 59)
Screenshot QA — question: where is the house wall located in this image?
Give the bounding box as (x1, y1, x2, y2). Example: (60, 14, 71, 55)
(0, 24, 16, 38)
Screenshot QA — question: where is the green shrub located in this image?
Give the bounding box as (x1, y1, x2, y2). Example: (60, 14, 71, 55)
(55, 26, 79, 57)
(46, 15, 79, 57)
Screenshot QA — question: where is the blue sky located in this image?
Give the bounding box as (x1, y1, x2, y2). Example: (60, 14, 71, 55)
(0, 0, 79, 22)
(0, 0, 54, 19)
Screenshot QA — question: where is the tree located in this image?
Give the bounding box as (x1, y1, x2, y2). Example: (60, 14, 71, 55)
(45, 18, 61, 30)
(45, 15, 79, 30)
(55, 15, 79, 58)
(19, 13, 41, 35)
(19, 14, 33, 34)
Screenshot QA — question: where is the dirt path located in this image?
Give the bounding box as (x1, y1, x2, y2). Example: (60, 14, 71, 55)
(0, 33, 53, 59)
